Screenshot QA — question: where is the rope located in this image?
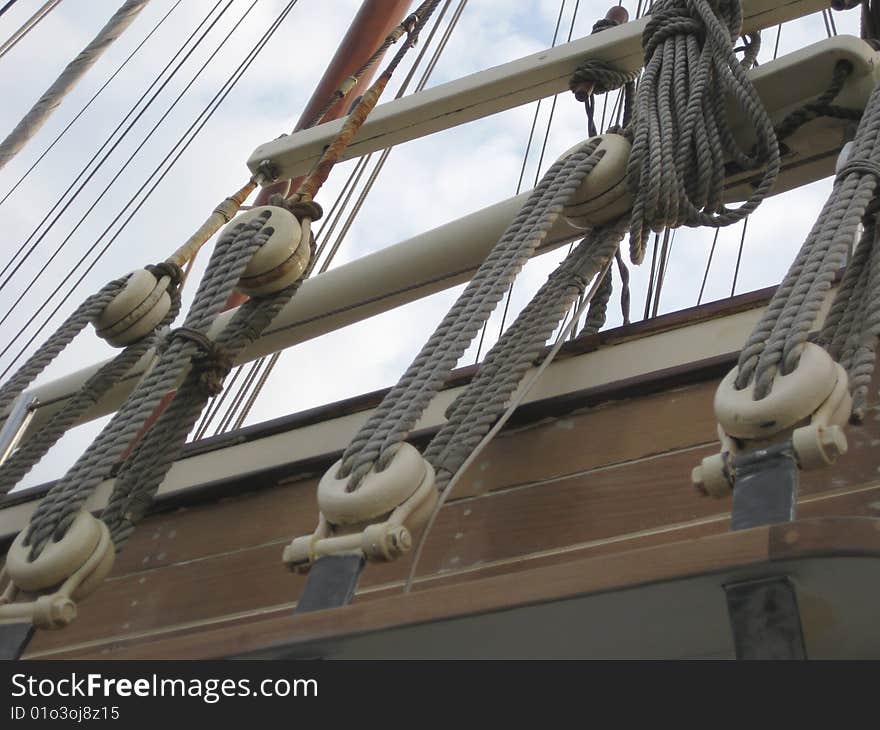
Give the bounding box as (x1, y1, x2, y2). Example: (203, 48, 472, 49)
(0, 0, 151, 171)
(425, 218, 628, 490)
(10, 0, 438, 563)
(625, 0, 779, 264)
(0, 268, 182, 496)
(337, 140, 605, 490)
(0, 0, 60, 60)
(20, 211, 302, 557)
(0, 0, 182, 211)
(735, 80, 880, 411)
(0, 0, 296, 381)
(405, 218, 627, 591)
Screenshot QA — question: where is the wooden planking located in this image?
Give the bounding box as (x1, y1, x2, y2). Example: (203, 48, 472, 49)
(109, 378, 719, 577)
(92, 517, 880, 661)
(454, 380, 718, 498)
(25, 452, 880, 657)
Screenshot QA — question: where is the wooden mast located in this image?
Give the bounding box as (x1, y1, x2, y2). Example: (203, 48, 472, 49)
(254, 0, 414, 207)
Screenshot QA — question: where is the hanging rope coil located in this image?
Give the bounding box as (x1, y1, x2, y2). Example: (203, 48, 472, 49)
(625, 0, 779, 264)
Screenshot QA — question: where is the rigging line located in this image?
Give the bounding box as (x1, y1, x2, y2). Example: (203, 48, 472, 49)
(0, 0, 228, 298)
(0, 0, 244, 338)
(0, 0, 19, 18)
(0, 0, 59, 59)
(214, 359, 264, 435)
(822, 8, 834, 38)
(0, 0, 154, 172)
(730, 216, 749, 297)
(650, 227, 675, 317)
(0, 0, 299, 379)
(230, 0, 467, 432)
(642, 231, 660, 319)
(0, 0, 243, 371)
(193, 359, 248, 440)
(308, 0, 457, 267)
(697, 228, 720, 305)
(0, 0, 183, 211)
(773, 23, 782, 60)
(405, 252, 616, 593)
(312, 0, 467, 278)
(311, 156, 371, 262)
(484, 0, 568, 361)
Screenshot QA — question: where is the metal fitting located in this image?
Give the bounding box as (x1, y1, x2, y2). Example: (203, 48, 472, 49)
(283, 442, 438, 570)
(0, 510, 115, 630)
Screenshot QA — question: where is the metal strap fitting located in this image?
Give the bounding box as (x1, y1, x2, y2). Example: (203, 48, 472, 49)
(0, 511, 115, 630)
(283, 442, 438, 571)
(693, 343, 852, 498)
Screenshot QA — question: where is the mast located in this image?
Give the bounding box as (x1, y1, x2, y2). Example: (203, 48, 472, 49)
(254, 0, 413, 206)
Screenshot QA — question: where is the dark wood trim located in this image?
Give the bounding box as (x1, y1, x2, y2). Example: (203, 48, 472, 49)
(32, 517, 880, 660)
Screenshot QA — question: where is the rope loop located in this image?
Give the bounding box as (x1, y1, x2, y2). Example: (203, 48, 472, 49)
(167, 327, 233, 397)
(145, 260, 183, 287)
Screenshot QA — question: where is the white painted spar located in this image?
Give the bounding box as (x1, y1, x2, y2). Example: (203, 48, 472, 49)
(246, 0, 832, 182)
(4, 31, 872, 450)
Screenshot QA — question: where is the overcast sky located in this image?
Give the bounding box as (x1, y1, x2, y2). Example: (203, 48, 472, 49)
(0, 0, 863, 488)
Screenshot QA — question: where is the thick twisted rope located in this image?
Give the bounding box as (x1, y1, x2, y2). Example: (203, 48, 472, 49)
(735, 81, 880, 406)
(424, 219, 628, 491)
(625, 0, 778, 264)
(0, 0, 151, 171)
(21, 211, 302, 557)
(336, 140, 606, 490)
(0, 268, 182, 495)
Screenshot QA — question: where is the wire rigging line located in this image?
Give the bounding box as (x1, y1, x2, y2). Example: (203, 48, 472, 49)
(0, 0, 183, 211)
(216, 0, 468, 435)
(0, 0, 60, 59)
(476, 0, 569, 363)
(0, 0, 153, 171)
(697, 229, 720, 305)
(0, 0, 229, 301)
(730, 217, 749, 296)
(0, 0, 301, 380)
(0, 0, 20, 19)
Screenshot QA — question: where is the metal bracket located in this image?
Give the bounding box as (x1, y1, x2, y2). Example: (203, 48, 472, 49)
(725, 576, 807, 659)
(730, 441, 799, 531)
(294, 554, 365, 614)
(0, 391, 38, 466)
(0, 622, 34, 660)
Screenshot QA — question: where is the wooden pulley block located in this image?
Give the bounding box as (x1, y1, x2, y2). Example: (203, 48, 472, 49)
(94, 268, 172, 347)
(232, 206, 311, 297)
(5, 510, 115, 597)
(561, 133, 633, 229)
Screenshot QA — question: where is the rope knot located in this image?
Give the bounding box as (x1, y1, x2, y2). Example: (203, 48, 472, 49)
(168, 327, 233, 397)
(266, 194, 324, 222)
(569, 59, 637, 99)
(145, 261, 183, 287)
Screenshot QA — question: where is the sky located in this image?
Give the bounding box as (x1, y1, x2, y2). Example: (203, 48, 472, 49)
(0, 0, 864, 488)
